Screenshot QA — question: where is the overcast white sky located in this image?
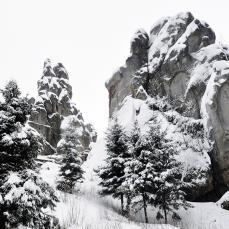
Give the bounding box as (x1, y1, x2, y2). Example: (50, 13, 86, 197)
(1, 0, 229, 137)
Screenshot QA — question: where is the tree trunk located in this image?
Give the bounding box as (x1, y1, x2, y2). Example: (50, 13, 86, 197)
(162, 193, 167, 224)
(126, 194, 131, 217)
(120, 194, 124, 215)
(163, 206, 167, 224)
(0, 214, 6, 229)
(142, 194, 148, 223)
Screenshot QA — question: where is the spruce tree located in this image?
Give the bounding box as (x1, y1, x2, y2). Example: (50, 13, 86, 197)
(96, 119, 129, 214)
(0, 170, 58, 229)
(0, 81, 37, 174)
(122, 120, 141, 216)
(146, 119, 190, 224)
(124, 121, 158, 223)
(125, 117, 190, 224)
(57, 148, 84, 193)
(1, 80, 21, 103)
(0, 80, 58, 229)
(153, 143, 190, 224)
(57, 117, 84, 193)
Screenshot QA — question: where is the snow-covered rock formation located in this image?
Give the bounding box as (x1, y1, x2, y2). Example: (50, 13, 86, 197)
(29, 59, 97, 156)
(106, 12, 229, 199)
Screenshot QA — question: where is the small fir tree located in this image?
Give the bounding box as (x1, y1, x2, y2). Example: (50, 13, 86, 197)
(124, 148, 156, 223)
(146, 119, 190, 224)
(1, 80, 21, 103)
(124, 120, 159, 223)
(96, 119, 129, 214)
(57, 149, 84, 193)
(57, 117, 84, 193)
(153, 143, 190, 223)
(125, 117, 190, 223)
(122, 120, 141, 216)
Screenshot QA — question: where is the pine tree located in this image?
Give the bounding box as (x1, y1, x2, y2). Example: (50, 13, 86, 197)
(0, 80, 58, 229)
(125, 117, 190, 224)
(57, 149, 84, 193)
(122, 120, 141, 216)
(153, 144, 190, 224)
(0, 170, 58, 229)
(1, 80, 21, 103)
(146, 119, 190, 224)
(124, 149, 154, 223)
(57, 117, 84, 193)
(124, 121, 158, 223)
(96, 119, 129, 214)
(0, 81, 38, 174)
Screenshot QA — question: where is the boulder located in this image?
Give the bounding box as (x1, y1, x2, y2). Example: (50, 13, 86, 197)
(217, 191, 229, 210)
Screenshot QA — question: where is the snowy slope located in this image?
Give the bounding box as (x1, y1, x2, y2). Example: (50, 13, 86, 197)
(79, 138, 229, 229)
(37, 134, 229, 229)
(178, 202, 229, 229)
(38, 149, 177, 229)
(36, 94, 229, 229)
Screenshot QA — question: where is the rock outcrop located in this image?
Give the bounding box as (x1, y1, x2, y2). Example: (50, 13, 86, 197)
(106, 29, 149, 116)
(29, 59, 97, 156)
(106, 12, 229, 198)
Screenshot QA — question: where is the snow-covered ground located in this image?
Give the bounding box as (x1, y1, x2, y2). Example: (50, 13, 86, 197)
(38, 140, 177, 229)
(178, 202, 229, 229)
(38, 138, 229, 229)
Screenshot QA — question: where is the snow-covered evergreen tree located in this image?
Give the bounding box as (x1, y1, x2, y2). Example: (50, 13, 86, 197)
(0, 81, 38, 174)
(0, 80, 58, 229)
(96, 119, 129, 214)
(0, 170, 58, 229)
(123, 117, 190, 223)
(123, 120, 159, 223)
(57, 117, 84, 193)
(57, 150, 84, 193)
(122, 120, 141, 216)
(1, 80, 21, 104)
(146, 119, 190, 224)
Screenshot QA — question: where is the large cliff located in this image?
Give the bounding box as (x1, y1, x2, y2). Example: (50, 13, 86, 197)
(29, 59, 97, 156)
(106, 12, 229, 199)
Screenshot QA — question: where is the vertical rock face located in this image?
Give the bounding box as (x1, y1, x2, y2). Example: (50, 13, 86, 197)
(106, 12, 229, 195)
(105, 29, 149, 117)
(29, 59, 97, 155)
(202, 61, 229, 188)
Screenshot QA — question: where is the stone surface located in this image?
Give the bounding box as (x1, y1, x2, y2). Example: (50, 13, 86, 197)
(106, 12, 229, 197)
(217, 191, 229, 210)
(29, 59, 97, 155)
(202, 61, 229, 188)
(105, 29, 149, 117)
(57, 115, 97, 160)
